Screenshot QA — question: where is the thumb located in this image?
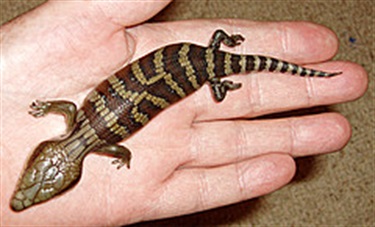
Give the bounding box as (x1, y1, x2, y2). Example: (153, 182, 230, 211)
(2, 1, 171, 96)
(47, 0, 172, 28)
(89, 0, 172, 27)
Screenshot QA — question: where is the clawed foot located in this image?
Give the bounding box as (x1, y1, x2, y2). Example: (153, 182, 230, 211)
(29, 100, 51, 118)
(209, 29, 245, 50)
(97, 144, 132, 170)
(112, 156, 131, 169)
(224, 34, 245, 47)
(222, 80, 242, 90)
(209, 78, 242, 102)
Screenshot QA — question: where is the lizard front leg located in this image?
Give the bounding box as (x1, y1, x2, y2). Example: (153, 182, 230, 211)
(29, 100, 77, 133)
(95, 144, 132, 169)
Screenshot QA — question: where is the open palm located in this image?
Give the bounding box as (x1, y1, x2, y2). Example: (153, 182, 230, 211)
(1, 1, 367, 226)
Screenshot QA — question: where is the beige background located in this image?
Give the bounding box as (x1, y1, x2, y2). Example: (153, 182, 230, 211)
(1, 0, 373, 226)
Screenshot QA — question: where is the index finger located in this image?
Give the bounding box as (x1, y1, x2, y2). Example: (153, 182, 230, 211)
(128, 19, 339, 64)
(126, 20, 364, 122)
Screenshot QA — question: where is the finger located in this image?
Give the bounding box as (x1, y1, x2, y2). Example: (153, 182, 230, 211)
(40, 1, 171, 28)
(126, 20, 367, 121)
(184, 113, 350, 168)
(128, 20, 338, 63)
(190, 61, 367, 121)
(141, 153, 295, 221)
(90, 1, 172, 27)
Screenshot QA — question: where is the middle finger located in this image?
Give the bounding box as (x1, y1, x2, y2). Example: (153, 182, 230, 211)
(190, 62, 365, 122)
(184, 113, 350, 168)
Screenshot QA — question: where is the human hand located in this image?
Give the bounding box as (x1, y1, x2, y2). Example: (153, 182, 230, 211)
(1, 1, 367, 225)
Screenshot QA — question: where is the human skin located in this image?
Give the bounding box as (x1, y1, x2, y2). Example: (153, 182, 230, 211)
(0, 1, 368, 226)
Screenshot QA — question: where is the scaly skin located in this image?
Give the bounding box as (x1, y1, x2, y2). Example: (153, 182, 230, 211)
(10, 29, 341, 211)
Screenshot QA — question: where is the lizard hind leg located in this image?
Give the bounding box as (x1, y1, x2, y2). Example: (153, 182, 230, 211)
(209, 29, 245, 50)
(209, 77, 242, 102)
(207, 29, 245, 102)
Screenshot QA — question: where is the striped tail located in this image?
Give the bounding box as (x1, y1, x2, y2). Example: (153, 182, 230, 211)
(214, 50, 342, 78)
(207, 29, 341, 78)
(241, 55, 341, 77)
(206, 47, 341, 102)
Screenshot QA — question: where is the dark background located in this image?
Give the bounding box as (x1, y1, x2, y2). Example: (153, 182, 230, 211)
(1, 0, 373, 226)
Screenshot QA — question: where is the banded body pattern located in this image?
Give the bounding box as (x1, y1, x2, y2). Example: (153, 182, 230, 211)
(11, 29, 341, 212)
(82, 43, 339, 145)
(82, 43, 213, 144)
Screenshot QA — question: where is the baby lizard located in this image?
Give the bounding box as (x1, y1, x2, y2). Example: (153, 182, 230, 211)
(10, 29, 341, 211)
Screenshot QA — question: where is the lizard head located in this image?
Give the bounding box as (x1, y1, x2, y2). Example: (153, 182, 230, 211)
(10, 140, 83, 212)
